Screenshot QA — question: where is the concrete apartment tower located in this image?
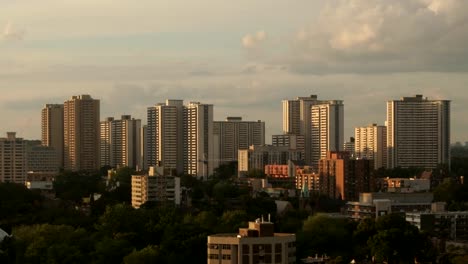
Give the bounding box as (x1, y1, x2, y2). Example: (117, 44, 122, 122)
(146, 100, 184, 174)
(41, 104, 64, 168)
(64, 95, 100, 172)
(213, 117, 265, 166)
(355, 124, 387, 169)
(100, 115, 142, 169)
(283, 95, 344, 166)
(0, 132, 26, 183)
(184, 102, 214, 179)
(387, 95, 450, 169)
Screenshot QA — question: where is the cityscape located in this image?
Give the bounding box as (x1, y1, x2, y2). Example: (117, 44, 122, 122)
(2, 1, 468, 264)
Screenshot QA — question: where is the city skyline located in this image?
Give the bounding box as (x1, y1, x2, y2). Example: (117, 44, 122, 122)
(1, 1, 468, 142)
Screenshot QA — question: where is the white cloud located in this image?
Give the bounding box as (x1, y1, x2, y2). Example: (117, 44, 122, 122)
(287, 0, 468, 73)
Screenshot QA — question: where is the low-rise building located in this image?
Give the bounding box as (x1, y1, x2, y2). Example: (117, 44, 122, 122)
(406, 210, 468, 241)
(346, 192, 434, 220)
(382, 177, 431, 193)
(131, 165, 181, 208)
(207, 218, 296, 264)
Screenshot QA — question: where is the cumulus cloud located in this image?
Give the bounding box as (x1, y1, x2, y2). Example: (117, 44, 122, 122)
(288, 0, 468, 74)
(1, 21, 25, 41)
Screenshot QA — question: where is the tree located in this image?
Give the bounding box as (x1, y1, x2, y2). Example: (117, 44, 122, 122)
(124, 245, 161, 264)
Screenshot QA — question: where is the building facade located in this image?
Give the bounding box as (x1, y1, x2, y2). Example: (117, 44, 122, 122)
(207, 219, 296, 264)
(183, 102, 214, 179)
(64, 95, 100, 171)
(41, 104, 64, 168)
(355, 124, 387, 169)
(131, 166, 181, 208)
(387, 95, 450, 169)
(100, 115, 141, 169)
(0, 132, 27, 183)
(318, 151, 374, 201)
(282, 95, 344, 166)
(272, 134, 305, 161)
(213, 117, 265, 164)
(146, 100, 184, 174)
(238, 145, 303, 178)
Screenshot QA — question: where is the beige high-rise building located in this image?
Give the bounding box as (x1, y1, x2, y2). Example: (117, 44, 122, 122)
(64, 95, 100, 171)
(100, 115, 141, 169)
(387, 95, 450, 169)
(0, 132, 27, 183)
(184, 102, 214, 179)
(310, 100, 344, 166)
(41, 104, 64, 168)
(146, 100, 184, 174)
(213, 117, 265, 165)
(355, 124, 387, 169)
(283, 95, 344, 166)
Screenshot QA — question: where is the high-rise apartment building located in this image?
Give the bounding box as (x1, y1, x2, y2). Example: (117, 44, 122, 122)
(64, 95, 100, 171)
(100, 115, 141, 169)
(387, 95, 450, 169)
(0, 132, 27, 184)
(41, 104, 64, 168)
(282, 95, 344, 166)
(213, 117, 265, 165)
(319, 151, 374, 201)
(272, 134, 305, 160)
(146, 100, 215, 178)
(184, 102, 214, 179)
(146, 100, 184, 174)
(355, 124, 387, 169)
(310, 100, 344, 166)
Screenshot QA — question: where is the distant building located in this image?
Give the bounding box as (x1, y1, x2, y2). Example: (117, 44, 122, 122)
(41, 104, 64, 168)
(213, 117, 265, 164)
(0, 132, 26, 183)
(272, 134, 305, 161)
(238, 145, 303, 177)
(346, 192, 434, 220)
(131, 165, 181, 208)
(100, 115, 142, 169)
(406, 210, 468, 240)
(355, 124, 387, 169)
(207, 219, 296, 264)
(64, 95, 100, 171)
(381, 177, 430, 193)
(387, 94, 450, 169)
(295, 166, 320, 193)
(343, 137, 355, 157)
(318, 151, 374, 201)
(282, 95, 344, 166)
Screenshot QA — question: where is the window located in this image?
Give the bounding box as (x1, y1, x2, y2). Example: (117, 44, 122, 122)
(222, 255, 231, 260)
(208, 254, 219, 259)
(222, 244, 231, 250)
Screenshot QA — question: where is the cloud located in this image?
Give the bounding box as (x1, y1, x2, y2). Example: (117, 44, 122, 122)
(242, 30, 267, 49)
(1, 21, 25, 41)
(287, 0, 468, 74)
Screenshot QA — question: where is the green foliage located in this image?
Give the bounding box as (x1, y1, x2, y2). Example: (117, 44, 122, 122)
(247, 168, 266, 178)
(213, 161, 237, 180)
(123, 245, 161, 264)
(54, 170, 103, 202)
(434, 178, 468, 210)
(0, 183, 42, 226)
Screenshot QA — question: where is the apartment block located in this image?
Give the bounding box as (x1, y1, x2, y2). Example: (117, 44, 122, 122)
(64, 95, 100, 171)
(131, 165, 181, 208)
(207, 219, 296, 264)
(100, 115, 141, 169)
(0, 132, 27, 184)
(41, 104, 64, 168)
(355, 124, 387, 169)
(213, 117, 265, 164)
(387, 95, 450, 169)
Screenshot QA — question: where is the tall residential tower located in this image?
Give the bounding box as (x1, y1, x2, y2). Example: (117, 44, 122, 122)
(64, 95, 100, 171)
(41, 104, 64, 168)
(387, 95, 450, 169)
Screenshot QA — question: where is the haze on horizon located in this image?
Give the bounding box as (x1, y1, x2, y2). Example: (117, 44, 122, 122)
(1, 0, 467, 142)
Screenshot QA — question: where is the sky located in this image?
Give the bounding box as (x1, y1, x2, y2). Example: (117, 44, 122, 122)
(1, 0, 468, 143)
